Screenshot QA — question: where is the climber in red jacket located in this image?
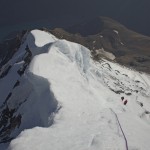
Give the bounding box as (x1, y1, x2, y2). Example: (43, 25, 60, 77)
(124, 99, 128, 105)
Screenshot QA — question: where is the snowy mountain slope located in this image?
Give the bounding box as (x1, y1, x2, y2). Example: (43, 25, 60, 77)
(0, 30, 150, 150)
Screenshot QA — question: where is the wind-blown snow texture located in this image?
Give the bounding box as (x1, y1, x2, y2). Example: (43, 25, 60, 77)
(0, 30, 150, 150)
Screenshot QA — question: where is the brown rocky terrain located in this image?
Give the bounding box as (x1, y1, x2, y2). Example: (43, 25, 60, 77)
(49, 16, 150, 74)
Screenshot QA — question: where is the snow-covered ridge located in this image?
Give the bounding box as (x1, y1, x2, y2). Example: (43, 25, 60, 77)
(0, 30, 150, 150)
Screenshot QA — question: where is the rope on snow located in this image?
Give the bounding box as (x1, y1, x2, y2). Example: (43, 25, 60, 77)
(110, 108, 128, 150)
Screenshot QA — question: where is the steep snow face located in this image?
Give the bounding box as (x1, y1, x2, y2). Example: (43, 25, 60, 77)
(0, 30, 58, 144)
(0, 30, 150, 150)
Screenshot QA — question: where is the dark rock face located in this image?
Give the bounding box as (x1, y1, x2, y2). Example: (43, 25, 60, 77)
(0, 65, 12, 79)
(0, 106, 21, 143)
(49, 16, 150, 74)
(0, 30, 28, 69)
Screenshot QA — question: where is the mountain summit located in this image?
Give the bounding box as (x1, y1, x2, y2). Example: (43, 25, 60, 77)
(0, 29, 150, 150)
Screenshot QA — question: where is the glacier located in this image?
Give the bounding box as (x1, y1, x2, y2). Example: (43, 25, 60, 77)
(0, 30, 150, 150)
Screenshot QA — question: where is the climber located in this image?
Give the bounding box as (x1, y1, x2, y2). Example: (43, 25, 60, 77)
(121, 96, 124, 101)
(124, 99, 128, 105)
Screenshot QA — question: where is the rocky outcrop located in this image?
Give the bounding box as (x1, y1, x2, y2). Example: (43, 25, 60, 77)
(0, 106, 21, 143)
(0, 30, 28, 69)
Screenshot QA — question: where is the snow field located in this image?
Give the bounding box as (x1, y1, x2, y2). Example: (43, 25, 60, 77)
(0, 30, 149, 150)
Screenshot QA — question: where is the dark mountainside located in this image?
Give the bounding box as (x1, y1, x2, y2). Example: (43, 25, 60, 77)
(0, 31, 27, 69)
(49, 17, 150, 74)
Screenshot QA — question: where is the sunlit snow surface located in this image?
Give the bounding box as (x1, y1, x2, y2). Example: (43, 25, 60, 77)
(0, 30, 150, 150)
